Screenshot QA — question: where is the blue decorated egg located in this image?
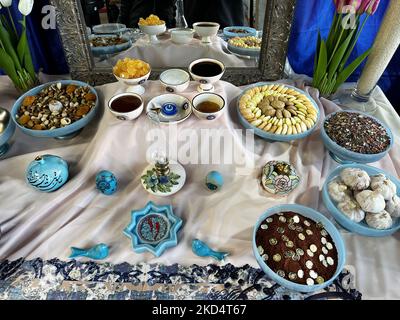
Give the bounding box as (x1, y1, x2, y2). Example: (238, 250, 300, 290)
(26, 155, 69, 192)
(205, 171, 224, 191)
(96, 170, 118, 195)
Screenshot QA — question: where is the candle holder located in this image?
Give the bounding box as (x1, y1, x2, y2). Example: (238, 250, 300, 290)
(338, 83, 378, 115)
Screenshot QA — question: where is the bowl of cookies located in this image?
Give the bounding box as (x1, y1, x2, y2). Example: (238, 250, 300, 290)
(227, 36, 261, 57)
(113, 58, 151, 95)
(237, 82, 320, 141)
(253, 204, 346, 292)
(138, 14, 166, 44)
(323, 164, 400, 237)
(11, 80, 98, 139)
(321, 111, 393, 164)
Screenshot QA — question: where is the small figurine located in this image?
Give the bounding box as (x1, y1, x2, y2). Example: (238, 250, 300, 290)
(205, 171, 224, 191)
(192, 239, 229, 261)
(96, 170, 118, 195)
(261, 161, 300, 195)
(69, 243, 109, 260)
(26, 155, 69, 192)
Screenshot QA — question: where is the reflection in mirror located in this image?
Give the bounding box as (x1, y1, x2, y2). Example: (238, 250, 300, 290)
(80, 0, 268, 69)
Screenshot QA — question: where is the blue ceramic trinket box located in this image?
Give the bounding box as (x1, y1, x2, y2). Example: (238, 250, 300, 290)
(124, 201, 183, 257)
(96, 170, 118, 195)
(26, 155, 69, 192)
(69, 243, 110, 260)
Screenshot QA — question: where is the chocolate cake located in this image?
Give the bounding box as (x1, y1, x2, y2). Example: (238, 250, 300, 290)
(255, 211, 338, 286)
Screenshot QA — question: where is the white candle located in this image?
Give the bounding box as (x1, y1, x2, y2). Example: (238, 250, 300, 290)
(357, 0, 400, 96)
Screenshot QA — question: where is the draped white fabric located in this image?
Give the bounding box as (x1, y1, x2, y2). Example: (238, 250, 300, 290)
(0, 76, 399, 299)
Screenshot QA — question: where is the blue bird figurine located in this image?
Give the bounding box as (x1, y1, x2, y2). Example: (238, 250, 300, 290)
(69, 243, 109, 260)
(192, 239, 229, 261)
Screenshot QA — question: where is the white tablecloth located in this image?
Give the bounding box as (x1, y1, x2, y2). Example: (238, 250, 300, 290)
(0, 76, 399, 300)
(97, 34, 257, 68)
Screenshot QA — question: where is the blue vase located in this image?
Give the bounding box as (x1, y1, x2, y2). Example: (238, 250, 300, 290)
(26, 155, 69, 192)
(205, 171, 224, 191)
(96, 170, 118, 195)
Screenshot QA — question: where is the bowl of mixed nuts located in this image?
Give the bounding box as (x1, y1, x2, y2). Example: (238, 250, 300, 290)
(227, 36, 261, 57)
(237, 82, 320, 142)
(11, 80, 98, 139)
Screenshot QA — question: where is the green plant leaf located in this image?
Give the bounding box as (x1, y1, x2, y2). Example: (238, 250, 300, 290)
(326, 14, 339, 54)
(333, 48, 371, 92)
(313, 31, 321, 78)
(17, 19, 36, 80)
(313, 37, 327, 87)
(0, 48, 20, 87)
(0, 22, 22, 71)
(327, 30, 355, 79)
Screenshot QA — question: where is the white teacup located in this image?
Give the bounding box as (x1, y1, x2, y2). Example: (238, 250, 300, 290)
(160, 69, 190, 93)
(193, 22, 220, 44)
(192, 93, 225, 121)
(189, 58, 225, 93)
(108, 93, 144, 121)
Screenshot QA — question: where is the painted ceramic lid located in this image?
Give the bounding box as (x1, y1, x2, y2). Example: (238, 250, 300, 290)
(261, 160, 300, 195)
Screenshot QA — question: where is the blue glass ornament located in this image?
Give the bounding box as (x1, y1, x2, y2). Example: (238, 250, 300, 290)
(69, 243, 109, 260)
(205, 171, 224, 191)
(192, 239, 229, 261)
(26, 155, 69, 192)
(96, 170, 118, 195)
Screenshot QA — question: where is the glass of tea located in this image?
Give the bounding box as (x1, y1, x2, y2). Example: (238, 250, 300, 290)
(189, 58, 225, 93)
(108, 93, 144, 120)
(193, 22, 220, 44)
(192, 93, 225, 121)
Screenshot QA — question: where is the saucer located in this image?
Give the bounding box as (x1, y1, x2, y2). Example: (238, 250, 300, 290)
(146, 94, 192, 124)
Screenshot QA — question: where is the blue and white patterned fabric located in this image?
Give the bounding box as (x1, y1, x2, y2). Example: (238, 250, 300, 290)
(0, 259, 361, 300)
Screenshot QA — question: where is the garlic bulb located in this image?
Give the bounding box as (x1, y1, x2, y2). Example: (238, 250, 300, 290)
(365, 211, 393, 230)
(355, 190, 386, 214)
(370, 174, 397, 200)
(338, 198, 365, 222)
(340, 168, 370, 191)
(386, 195, 400, 218)
(328, 180, 351, 203)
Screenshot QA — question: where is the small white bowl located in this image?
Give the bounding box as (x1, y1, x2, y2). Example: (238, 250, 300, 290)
(193, 22, 220, 43)
(139, 24, 167, 43)
(108, 93, 144, 121)
(160, 69, 190, 93)
(170, 28, 195, 44)
(192, 92, 225, 121)
(189, 58, 225, 92)
(114, 69, 151, 95)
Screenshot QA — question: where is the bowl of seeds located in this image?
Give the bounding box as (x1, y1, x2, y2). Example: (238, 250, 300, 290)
(11, 80, 98, 139)
(253, 204, 346, 292)
(321, 111, 393, 164)
(237, 82, 320, 141)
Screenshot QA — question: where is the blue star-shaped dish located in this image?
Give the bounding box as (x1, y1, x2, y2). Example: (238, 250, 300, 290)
(123, 201, 183, 257)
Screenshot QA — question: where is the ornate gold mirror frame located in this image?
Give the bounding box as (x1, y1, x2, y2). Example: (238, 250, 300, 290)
(49, 0, 296, 86)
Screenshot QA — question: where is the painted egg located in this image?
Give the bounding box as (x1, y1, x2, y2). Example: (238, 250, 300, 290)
(96, 170, 118, 195)
(26, 155, 69, 192)
(261, 160, 300, 195)
(205, 171, 224, 191)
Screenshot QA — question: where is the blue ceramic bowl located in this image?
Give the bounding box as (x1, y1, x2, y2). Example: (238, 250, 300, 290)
(227, 42, 260, 57)
(252, 204, 346, 293)
(321, 111, 393, 164)
(11, 80, 98, 139)
(322, 164, 400, 237)
(90, 34, 132, 56)
(0, 112, 15, 156)
(223, 26, 257, 38)
(237, 82, 321, 142)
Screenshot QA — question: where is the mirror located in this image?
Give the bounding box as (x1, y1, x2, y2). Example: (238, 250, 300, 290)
(81, 0, 266, 69)
(50, 0, 296, 86)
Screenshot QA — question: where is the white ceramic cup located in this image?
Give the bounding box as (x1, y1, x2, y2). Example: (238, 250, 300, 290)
(188, 58, 225, 92)
(192, 92, 225, 121)
(193, 22, 220, 44)
(160, 69, 190, 93)
(170, 28, 195, 44)
(114, 69, 151, 95)
(108, 93, 144, 120)
(139, 24, 166, 43)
